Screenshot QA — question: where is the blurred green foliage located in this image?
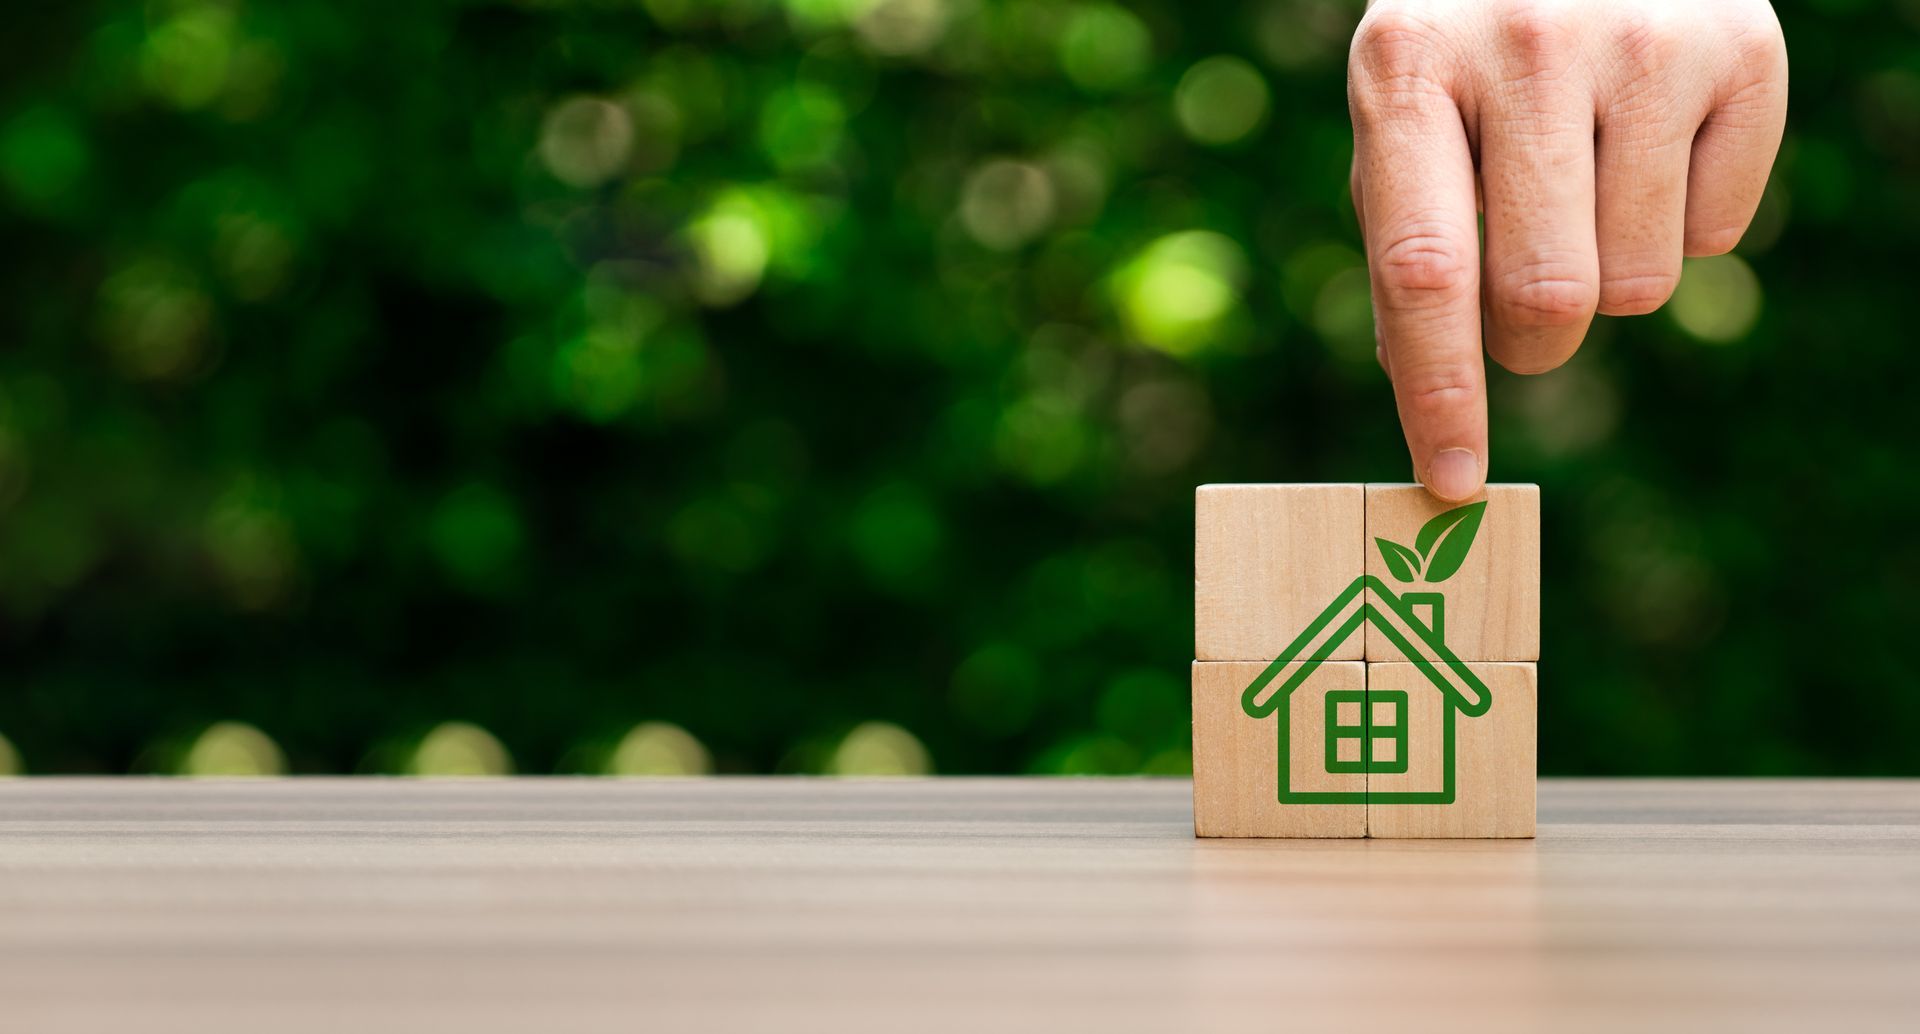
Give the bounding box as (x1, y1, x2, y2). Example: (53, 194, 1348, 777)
(1, 0, 1916, 776)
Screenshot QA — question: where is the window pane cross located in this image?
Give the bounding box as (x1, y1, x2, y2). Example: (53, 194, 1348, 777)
(1323, 688, 1409, 775)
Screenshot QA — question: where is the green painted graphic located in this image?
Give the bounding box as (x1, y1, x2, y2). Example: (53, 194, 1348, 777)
(1242, 502, 1491, 806)
(1372, 499, 1485, 584)
(1323, 689, 1368, 775)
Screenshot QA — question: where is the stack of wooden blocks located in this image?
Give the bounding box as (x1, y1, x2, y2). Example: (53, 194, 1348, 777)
(1192, 484, 1539, 838)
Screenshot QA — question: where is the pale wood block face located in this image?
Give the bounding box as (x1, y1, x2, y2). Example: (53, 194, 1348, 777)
(1364, 662, 1536, 839)
(1192, 661, 1365, 838)
(1364, 483, 1539, 662)
(1196, 484, 1364, 661)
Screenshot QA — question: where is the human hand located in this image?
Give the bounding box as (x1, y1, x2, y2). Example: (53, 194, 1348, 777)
(1348, 0, 1788, 500)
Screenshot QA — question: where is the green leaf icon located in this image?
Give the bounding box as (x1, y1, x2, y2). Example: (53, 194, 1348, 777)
(1415, 500, 1487, 583)
(1375, 538, 1420, 581)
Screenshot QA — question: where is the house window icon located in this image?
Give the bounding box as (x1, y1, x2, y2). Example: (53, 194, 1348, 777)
(1323, 689, 1409, 775)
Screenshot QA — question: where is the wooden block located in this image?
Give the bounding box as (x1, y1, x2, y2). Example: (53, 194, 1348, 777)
(1192, 660, 1365, 838)
(1363, 483, 1539, 662)
(1363, 662, 1536, 838)
(1196, 484, 1364, 661)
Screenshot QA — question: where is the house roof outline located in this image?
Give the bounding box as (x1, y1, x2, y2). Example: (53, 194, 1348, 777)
(1239, 575, 1492, 720)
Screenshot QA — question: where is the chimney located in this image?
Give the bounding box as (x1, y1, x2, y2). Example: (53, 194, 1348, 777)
(1404, 592, 1445, 642)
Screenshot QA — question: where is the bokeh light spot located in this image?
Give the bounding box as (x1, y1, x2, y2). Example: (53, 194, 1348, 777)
(626, 91, 683, 174)
(8, 496, 101, 606)
(1281, 242, 1374, 365)
(1506, 360, 1621, 457)
(758, 84, 845, 172)
(1041, 140, 1110, 226)
(1280, 241, 1363, 314)
(410, 721, 514, 777)
(1060, 4, 1152, 92)
(851, 482, 944, 589)
(204, 481, 299, 610)
(959, 159, 1056, 251)
(181, 721, 285, 777)
(1669, 255, 1763, 343)
(428, 483, 524, 591)
(949, 642, 1041, 736)
(94, 258, 214, 381)
(1096, 668, 1184, 746)
(218, 39, 285, 121)
(784, 0, 874, 32)
(1039, 733, 1139, 774)
(1113, 230, 1248, 356)
(1312, 265, 1377, 366)
(552, 323, 647, 421)
(608, 721, 713, 776)
(830, 721, 932, 776)
(539, 96, 634, 188)
(214, 211, 296, 301)
(688, 196, 772, 306)
(994, 395, 1090, 484)
(0, 106, 89, 211)
(140, 5, 236, 109)
(855, 0, 951, 56)
(1174, 56, 1270, 146)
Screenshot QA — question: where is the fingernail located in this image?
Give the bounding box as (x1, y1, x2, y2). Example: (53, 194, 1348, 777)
(1426, 448, 1482, 501)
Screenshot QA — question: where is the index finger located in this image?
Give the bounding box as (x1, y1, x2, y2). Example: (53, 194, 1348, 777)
(1348, 23, 1486, 502)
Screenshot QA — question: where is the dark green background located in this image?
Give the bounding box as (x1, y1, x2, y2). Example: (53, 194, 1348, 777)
(1, 0, 1913, 775)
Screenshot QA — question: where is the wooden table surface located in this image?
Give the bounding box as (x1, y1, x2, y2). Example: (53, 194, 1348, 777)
(2, 778, 1916, 1033)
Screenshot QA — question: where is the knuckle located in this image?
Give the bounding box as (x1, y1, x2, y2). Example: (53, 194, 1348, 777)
(1598, 270, 1679, 315)
(1725, 15, 1788, 80)
(1374, 225, 1477, 308)
(1397, 361, 1482, 417)
(1489, 259, 1598, 326)
(1493, 1, 1575, 74)
(1350, 10, 1451, 94)
(1610, 10, 1687, 81)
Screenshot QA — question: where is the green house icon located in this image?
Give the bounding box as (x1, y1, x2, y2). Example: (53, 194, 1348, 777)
(1240, 575, 1492, 806)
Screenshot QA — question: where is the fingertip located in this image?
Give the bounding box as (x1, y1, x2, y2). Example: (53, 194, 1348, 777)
(1424, 447, 1484, 502)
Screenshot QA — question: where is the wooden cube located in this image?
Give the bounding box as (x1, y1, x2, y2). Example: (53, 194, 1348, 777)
(1192, 660, 1365, 838)
(1363, 483, 1539, 662)
(1196, 484, 1364, 661)
(1364, 662, 1536, 838)
(1191, 483, 1539, 840)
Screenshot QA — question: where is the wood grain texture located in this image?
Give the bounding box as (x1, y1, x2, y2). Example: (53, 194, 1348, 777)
(3, 779, 1920, 1033)
(1364, 483, 1540, 662)
(1192, 661, 1365, 837)
(1196, 483, 1363, 661)
(1366, 662, 1537, 838)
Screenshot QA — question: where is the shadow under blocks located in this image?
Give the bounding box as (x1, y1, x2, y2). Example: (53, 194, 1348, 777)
(1192, 484, 1539, 838)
